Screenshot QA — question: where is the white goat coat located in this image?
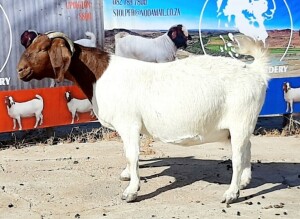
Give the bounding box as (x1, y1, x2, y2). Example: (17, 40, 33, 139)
(74, 31, 96, 48)
(67, 98, 93, 114)
(6, 95, 43, 130)
(284, 86, 300, 113)
(92, 55, 268, 146)
(7, 96, 43, 118)
(284, 87, 300, 103)
(115, 33, 177, 63)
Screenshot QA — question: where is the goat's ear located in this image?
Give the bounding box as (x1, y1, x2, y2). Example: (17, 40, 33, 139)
(48, 38, 72, 83)
(171, 30, 177, 40)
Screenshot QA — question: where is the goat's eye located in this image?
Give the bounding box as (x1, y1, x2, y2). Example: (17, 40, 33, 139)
(25, 52, 31, 58)
(39, 49, 46, 53)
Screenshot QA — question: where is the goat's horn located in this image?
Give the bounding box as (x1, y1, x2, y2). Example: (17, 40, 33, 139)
(28, 29, 39, 36)
(46, 31, 75, 55)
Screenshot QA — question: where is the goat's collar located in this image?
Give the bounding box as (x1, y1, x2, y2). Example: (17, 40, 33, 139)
(45, 31, 75, 56)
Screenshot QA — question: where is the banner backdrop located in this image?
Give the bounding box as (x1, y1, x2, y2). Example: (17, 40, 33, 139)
(103, 0, 300, 114)
(0, 0, 299, 133)
(0, 0, 103, 132)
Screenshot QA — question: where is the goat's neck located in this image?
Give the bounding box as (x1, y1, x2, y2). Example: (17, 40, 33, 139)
(68, 45, 110, 101)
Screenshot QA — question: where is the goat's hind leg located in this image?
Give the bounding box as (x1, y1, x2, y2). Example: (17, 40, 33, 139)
(222, 131, 252, 204)
(39, 114, 43, 126)
(240, 141, 252, 189)
(34, 114, 41, 128)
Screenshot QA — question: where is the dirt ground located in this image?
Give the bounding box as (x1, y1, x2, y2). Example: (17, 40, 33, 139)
(1, 135, 300, 219)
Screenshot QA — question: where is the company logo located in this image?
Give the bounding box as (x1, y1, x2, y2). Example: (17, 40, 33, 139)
(0, 77, 10, 85)
(199, 0, 293, 73)
(0, 4, 12, 74)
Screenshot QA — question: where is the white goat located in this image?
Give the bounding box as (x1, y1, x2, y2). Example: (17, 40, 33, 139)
(96, 47, 268, 204)
(65, 91, 94, 124)
(115, 24, 191, 62)
(5, 95, 44, 130)
(74, 31, 96, 47)
(18, 33, 269, 204)
(283, 82, 300, 113)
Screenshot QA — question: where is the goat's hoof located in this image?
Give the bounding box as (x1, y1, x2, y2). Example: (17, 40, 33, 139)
(221, 189, 240, 204)
(121, 192, 137, 202)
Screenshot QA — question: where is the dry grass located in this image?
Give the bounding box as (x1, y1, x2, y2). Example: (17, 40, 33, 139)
(280, 115, 300, 136)
(140, 135, 156, 155)
(255, 114, 300, 137)
(0, 126, 156, 155)
(0, 127, 119, 150)
(255, 127, 282, 137)
(1, 114, 299, 151)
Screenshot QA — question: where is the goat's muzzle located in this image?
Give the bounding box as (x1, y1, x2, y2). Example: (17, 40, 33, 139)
(18, 65, 33, 81)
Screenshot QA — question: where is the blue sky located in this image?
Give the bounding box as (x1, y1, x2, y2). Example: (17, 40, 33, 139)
(104, 0, 300, 30)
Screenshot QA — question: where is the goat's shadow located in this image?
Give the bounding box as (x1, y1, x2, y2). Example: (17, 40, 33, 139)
(136, 156, 300, 203)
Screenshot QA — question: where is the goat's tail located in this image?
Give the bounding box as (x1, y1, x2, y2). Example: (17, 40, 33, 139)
(115, 32, 129, 41)
(233, 34, 270, 83)
(35, 94, 43, 103)
(233, 35, 268, 65)
(85, 31, 96, 44)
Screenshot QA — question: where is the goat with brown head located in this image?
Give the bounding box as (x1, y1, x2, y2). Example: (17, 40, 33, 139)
(17, 32, 75, 83)
(5, 96, 14, 108)
(17, 32, 110, 100)
(283, 82, 290, 93)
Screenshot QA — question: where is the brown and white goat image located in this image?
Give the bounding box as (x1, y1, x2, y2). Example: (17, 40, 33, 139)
(5, 95, 44, 130)
(283, 82, 300, 113)
(65, 91, 94, 124)
(115, 24, 191, 62)
(17, 32, 269, 204)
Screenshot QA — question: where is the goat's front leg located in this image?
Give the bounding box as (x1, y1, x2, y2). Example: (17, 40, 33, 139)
(118, 125, 141, 202)
(120, 163, 130, 181)
(12, 119, 16, 129)
(16, 116, 22, 130)
(90, 110, 95, 118)
(290, 101, 294, 114)
(286, 102, 290, 113)
(71, 111, 76, 124)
